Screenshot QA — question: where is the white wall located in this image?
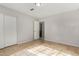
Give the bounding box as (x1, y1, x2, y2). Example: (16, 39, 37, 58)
(0, 5, 35, 44)
(17, 14, 34, 43)
(41, 10, 79, 47)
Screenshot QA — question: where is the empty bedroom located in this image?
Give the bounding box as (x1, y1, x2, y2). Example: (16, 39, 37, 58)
(0, 2, 79, 56)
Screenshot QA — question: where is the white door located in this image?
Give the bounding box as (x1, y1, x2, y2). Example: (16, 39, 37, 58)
(4, 15, 17, 47)
(34, 21, 39, 40)
(0, 13, 4, 48)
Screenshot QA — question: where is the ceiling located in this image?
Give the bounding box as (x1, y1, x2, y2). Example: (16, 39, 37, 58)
(0, 3, 79, 19)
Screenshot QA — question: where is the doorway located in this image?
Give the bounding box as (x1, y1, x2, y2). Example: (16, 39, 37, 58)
(33, 21, 44, 40)
(39, 22, 44, 40)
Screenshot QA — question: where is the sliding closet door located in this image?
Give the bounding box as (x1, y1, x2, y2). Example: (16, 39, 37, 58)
(0, 13, 4, 48)
(4, 15, 17, 47)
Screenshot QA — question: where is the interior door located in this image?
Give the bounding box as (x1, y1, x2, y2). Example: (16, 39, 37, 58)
(4, 15, 17, 47)
(34, 21, 39, 40)
(0, 13, 4, 48)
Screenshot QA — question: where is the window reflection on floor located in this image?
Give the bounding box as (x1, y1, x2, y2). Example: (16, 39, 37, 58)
(11, 45, 72, 56)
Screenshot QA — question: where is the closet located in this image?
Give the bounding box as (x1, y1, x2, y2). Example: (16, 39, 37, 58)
(0, 13, 4, 48)
(0, 13, 17, 49)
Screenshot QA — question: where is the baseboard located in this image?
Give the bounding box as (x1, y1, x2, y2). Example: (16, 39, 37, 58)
(45, 39, 79, 48)
(17, 39, 34, 44)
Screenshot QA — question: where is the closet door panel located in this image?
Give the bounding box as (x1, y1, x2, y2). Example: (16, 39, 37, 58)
(0, 13, 4, 48)
(5, 15, 17, 47)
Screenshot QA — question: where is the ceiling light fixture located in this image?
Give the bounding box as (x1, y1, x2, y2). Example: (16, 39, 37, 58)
(30, 3, 41, 11)
(35, 3, 41, 6)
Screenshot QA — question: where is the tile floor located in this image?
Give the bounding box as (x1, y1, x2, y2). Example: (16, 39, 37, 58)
(0, 40, 79, 56)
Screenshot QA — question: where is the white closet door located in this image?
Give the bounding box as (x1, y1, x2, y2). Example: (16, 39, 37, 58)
(4, 15, 17, 47)
(34, 21, 39, 40)
(0, 13, 4, 48)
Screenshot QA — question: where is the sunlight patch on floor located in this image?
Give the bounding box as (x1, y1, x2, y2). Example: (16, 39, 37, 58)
(11, 45, 72, 56)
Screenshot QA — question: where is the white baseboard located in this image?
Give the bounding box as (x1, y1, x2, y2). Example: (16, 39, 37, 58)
(45, 39, 79, 47)
(17, 39, 33, 44)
